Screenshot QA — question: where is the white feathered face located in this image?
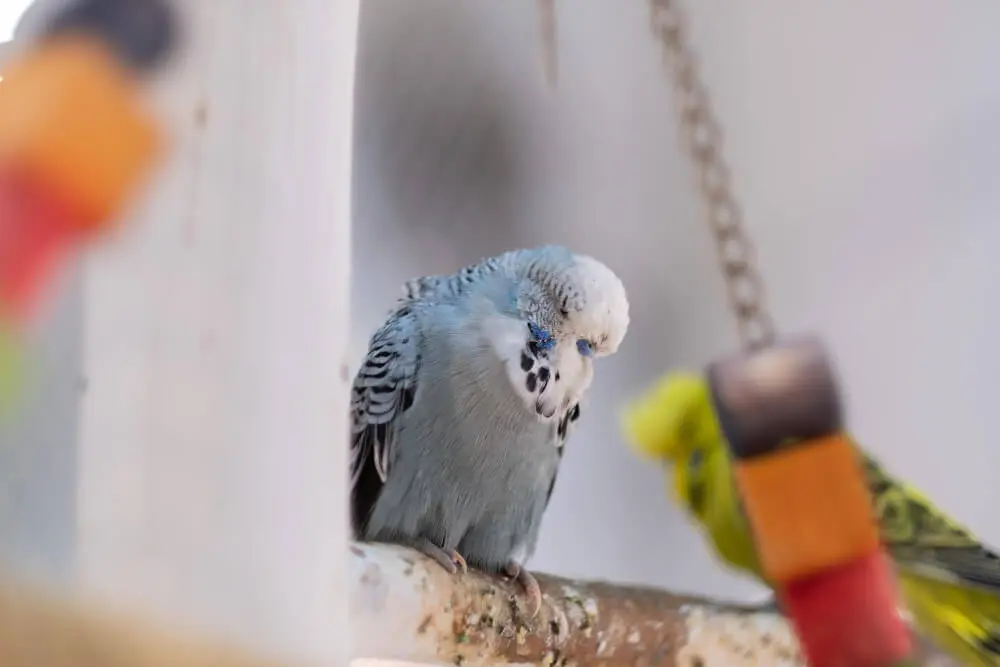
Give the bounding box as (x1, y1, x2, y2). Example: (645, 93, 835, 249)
(509, 253, 630, 420)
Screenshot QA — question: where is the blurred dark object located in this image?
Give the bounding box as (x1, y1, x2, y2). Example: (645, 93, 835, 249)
(39, 0, 178, 71)
(353, 0, 524, 258)
(707, 334, 842, 460)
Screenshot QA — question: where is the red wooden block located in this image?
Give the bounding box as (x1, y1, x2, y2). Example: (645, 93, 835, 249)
(0, 169, 83, 322)
(782, 550, 912, 667)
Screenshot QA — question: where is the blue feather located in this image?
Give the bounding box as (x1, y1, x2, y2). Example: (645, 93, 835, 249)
(528, 322, 556, 350)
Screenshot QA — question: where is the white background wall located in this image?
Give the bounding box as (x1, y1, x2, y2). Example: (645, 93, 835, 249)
(1, 0, 999, 614)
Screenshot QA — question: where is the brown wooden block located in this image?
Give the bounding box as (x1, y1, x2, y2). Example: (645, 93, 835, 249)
(708, 334, 843, 459)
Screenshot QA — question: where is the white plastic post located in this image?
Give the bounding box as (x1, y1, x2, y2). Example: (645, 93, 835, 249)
(75, 1, 358, 664)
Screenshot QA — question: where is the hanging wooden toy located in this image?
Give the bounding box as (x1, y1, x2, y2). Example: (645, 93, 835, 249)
(0, 0, 178, 413)
(645, 2, 915, 665)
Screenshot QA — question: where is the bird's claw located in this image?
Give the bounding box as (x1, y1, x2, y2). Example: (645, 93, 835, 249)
(505, 562, 542, 618)
(450, 549, 469, 574)
(414, 540, 467, 575)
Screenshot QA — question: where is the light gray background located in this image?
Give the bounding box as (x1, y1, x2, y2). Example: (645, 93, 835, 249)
(2, 0, 999, 606)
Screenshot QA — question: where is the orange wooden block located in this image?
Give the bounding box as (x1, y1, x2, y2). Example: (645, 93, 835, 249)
(0, 34, 162, 230)
(735, 433, 880, 583)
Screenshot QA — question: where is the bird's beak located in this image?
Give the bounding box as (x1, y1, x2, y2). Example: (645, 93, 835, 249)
(620, 397, 668, 459)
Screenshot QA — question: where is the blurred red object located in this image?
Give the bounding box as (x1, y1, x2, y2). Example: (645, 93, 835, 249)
(783, 551, 913, 667)
(0, 169, 83, 323)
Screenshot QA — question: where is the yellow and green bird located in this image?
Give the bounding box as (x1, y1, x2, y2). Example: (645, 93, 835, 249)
(0, 320, 24, 418)
(622, 372, 1000, 666)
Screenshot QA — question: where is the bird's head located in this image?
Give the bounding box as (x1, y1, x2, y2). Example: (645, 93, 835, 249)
(514, 245, 629, 359)
(621, 372, 726, 516)
(505, 245, 629, 417)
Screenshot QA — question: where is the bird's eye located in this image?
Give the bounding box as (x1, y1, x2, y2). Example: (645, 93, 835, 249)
(576, 339, 593, 357)
(688, 448, 704, 472)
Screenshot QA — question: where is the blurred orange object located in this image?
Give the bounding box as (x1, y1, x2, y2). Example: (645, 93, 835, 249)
(0, 34, 162, 230)
(734, 433, 881, 583)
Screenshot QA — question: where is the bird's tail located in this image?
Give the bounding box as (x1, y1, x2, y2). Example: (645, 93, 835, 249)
(898, 569, 1000, 666)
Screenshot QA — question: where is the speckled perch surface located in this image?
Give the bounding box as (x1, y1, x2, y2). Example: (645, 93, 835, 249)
(351, 543, 956, 667)
(0, 542, 956, 667)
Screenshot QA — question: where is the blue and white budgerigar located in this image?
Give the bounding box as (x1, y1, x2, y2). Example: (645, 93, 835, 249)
(350, 245, 629, 614)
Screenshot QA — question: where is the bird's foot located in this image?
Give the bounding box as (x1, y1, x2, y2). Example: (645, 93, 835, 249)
(413, 539, 467, 575)
(504, 561, 542, 618)
(450, 549, 469, 574)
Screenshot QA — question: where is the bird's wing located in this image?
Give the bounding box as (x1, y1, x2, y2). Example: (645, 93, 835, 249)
(861, 451, 1000, 593)
(349, 304, 421, 534)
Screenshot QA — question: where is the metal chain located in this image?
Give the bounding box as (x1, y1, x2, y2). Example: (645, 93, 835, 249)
(537, 0, 558, 86)
(649, 0, 775, 351)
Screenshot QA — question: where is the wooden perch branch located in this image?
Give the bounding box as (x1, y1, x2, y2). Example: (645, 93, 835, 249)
(0, 579, 288, 667)
(350, 542, 956, 667)
(0, 544, 956, 667)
